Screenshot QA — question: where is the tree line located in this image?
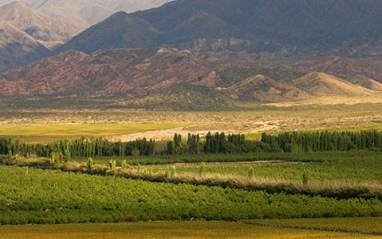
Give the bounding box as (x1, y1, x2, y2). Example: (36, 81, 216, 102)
(0, 136, 155, 161)
(261, 130, 382, 153)
(0, 130, 381, 160)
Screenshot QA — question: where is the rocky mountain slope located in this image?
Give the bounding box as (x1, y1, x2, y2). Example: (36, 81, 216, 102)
(58, 0, 382, 57)
(0, 23, 51, 70)
(1, 48, 381, 109)
(0, 0, 174, 26)
(0, 2, 84, 49)
(0, 2, 87, 70)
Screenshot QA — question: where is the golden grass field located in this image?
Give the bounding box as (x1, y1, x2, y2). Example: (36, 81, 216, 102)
(0, 221, 380, 239)
(0, 123, 194, 143)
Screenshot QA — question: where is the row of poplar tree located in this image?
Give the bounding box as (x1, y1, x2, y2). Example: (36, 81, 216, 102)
(0, 130, 381, 159)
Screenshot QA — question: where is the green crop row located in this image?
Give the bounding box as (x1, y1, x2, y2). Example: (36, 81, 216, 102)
(156, 154, 382, 183)
(1, 165, 382, 225)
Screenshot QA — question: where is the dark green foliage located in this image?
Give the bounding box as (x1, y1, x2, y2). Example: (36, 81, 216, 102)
(166, 141, 175, 155)
(0, 130, 382, 164)
(109, 160, 116, 170)
(248, 166, 254, 180)
(167, 132, 275, 155)
(0, 137, 156, 160)
(261, 130, 382, 153)
(204, 132, 247, 154)
(303, 171, 309, 186)
(199, 162, 206, 176)
(64, 149, 70, 163)
(59, 152, 63, 163)
(187, 133, 200, 154)
(7, 149, 12, 160)
(87, 157, 94, 171)
(173, 133, 182, 154)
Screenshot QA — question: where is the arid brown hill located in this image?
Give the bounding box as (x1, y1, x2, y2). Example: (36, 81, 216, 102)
(257, 56, 382, 83)
(0, 48, 216, 97)
(58, 0, 382, 57)
(1, 48, 381, 107)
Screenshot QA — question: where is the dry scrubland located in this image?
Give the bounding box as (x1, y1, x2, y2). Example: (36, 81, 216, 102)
(1, 103, 382, 142)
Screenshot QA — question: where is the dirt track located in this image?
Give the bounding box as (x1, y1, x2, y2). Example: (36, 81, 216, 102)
(140, 160, 293, 168)
(106, 122, 279, 142)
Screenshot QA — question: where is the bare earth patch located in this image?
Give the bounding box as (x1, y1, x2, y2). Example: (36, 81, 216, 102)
(106, 121, 279, 142)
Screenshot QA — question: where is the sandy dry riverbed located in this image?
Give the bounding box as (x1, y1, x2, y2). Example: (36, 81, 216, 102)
(106, 122, 279, 142)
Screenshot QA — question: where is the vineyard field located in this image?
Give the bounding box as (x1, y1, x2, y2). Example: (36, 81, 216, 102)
(146, 152, 382, 182)
(1, 165, 382, 225)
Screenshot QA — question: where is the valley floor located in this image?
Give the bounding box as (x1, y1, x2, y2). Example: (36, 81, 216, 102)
(1, 103, 382, 238)
(1, 103, 382, 142)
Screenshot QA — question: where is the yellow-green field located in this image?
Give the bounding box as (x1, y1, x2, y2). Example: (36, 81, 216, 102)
(0, 123, 193, 143)
(0, 221, 379, 239)
(248, 217, 382, 235)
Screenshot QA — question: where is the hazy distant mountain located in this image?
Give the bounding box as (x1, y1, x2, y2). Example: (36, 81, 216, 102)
(0, 1, 87, 70)
(58, 0, 382, 57)
(0, 0, 174, 26)
(0, 23, 51, 70)
(0, 2, 84, 49)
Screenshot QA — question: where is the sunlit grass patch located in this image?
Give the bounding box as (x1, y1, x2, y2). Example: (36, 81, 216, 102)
(0, 123, 193, 143)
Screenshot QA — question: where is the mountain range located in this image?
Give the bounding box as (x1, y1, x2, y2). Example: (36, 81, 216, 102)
(0, 22, 51, 71)
(0, 0, 173, 27)
(1, 0, 382, 109)
(0, 2, 84, 69)
(1, 48, 381, 109)
(0, 2, 84, 48)
(58, 0, 382, 56)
